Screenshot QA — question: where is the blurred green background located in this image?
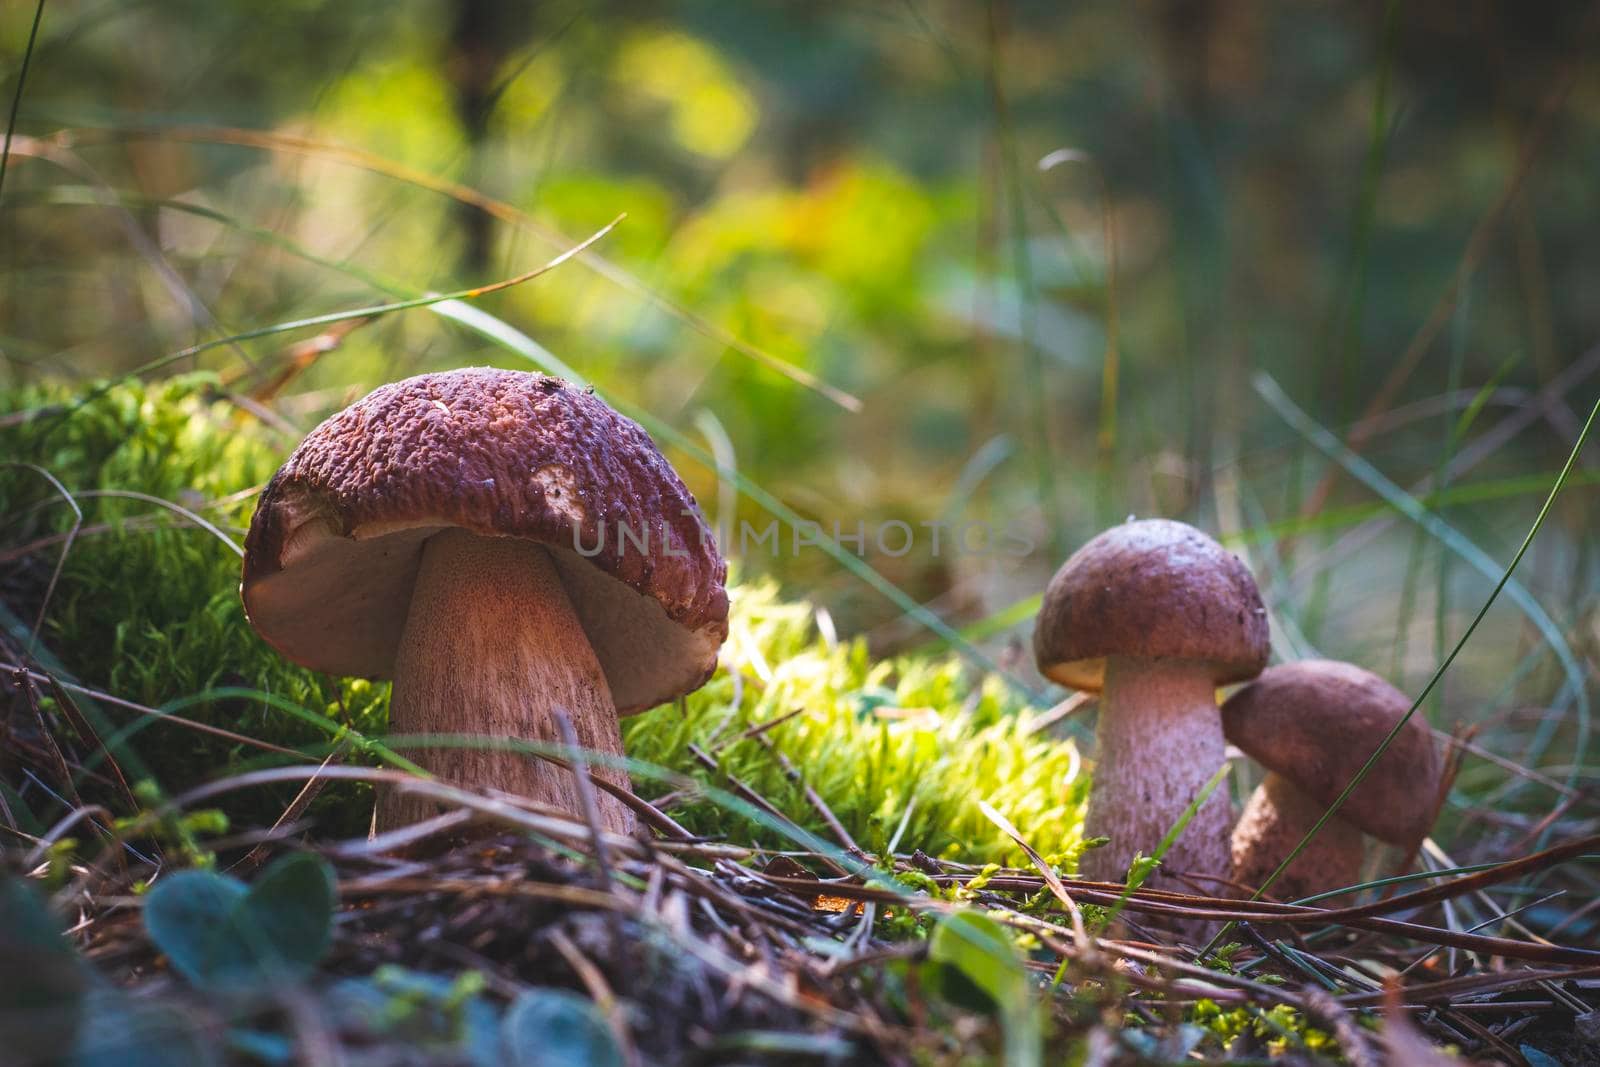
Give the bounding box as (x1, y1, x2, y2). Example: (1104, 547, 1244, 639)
(2, 0, 1596, 722)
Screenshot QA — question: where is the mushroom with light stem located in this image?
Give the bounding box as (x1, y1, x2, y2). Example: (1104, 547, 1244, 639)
(241, 368, 729, 833)
(1222, 660, 1442, 902)
(1033, 519, 1269, 887)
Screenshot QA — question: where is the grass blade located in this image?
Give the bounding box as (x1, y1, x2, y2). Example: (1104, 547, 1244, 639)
(1203, 375, 1599, 958)
(75, 123, 862, 412)
(0, 0, 45, 204)
(1255, 371, 1590, 785)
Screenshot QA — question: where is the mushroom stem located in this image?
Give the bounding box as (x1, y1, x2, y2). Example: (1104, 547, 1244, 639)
(1080, 656, 1232, 885)
(1230, 772, 1366, 902)
(378, 528, 635, 833)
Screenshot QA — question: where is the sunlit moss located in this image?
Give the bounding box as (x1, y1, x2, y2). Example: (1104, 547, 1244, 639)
(1189, 999, 1339, 1058)
(628, 579, 1087, 863)
(1, 376, 391, 831)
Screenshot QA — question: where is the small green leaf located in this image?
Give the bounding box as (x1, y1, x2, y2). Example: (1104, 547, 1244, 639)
(929, 911, 1024, 1009)
(70, 987, 218, 1067)
(327, 969, 499, 1063)
(143, 852, 335, 993)
(246, 851, 337, 972)
(143, 871, 252, 988)
(502, 990, 622, 1067)
(0, 876, 86, 1063)
(928, 911, 1041, 1067)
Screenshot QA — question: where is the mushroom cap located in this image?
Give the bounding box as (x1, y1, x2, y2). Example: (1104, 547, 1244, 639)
(1220, 660, 1441, 845)
(241, 368, 729, 714)
(1032, 519, 1269, 691)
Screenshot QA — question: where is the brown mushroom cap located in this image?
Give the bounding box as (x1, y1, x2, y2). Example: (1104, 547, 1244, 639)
(1221, 660, 1441, 845)
(1032, 519, 1269, 691)
(241, 368, 729, 713)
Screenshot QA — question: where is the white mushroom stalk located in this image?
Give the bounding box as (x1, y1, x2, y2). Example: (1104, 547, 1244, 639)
(381, 530, 632, 831)
(1085, 657, 1234, 884)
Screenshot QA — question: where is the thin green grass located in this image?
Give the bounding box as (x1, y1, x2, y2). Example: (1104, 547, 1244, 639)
(906, 463, 1600, 662)
(83, 121, 863, 412)
(1254, 373, 1592, 788)
(0, 0, 45, 204)
(1199, 376, 1599, 955)
(23, 182, 1039, 698)
(986, 5, 1066, 567)
(1318, 0, 1400, 424)
(27, 214, 620, 445)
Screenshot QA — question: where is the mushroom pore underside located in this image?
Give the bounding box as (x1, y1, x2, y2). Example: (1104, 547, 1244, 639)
(243, 520, 718, 715)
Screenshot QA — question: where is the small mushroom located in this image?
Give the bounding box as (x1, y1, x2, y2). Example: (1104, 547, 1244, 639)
(1034, 519, 1268, 886)
(1222, 660, 1441, 901)
(241, 368, 729, 832)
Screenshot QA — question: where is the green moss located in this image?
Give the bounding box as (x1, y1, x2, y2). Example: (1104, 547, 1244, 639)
(2, 377, 1083, 862)
(627, 580, 1087, 863)
(1188, 999, 1339, 1058)
(2, 376, 388, 832)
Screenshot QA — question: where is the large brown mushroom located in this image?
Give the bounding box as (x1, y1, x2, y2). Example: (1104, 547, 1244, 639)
(241, 368, 729, 831)
(1034, 519, 1269, 887)
(1222, 660, 1442, 901)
